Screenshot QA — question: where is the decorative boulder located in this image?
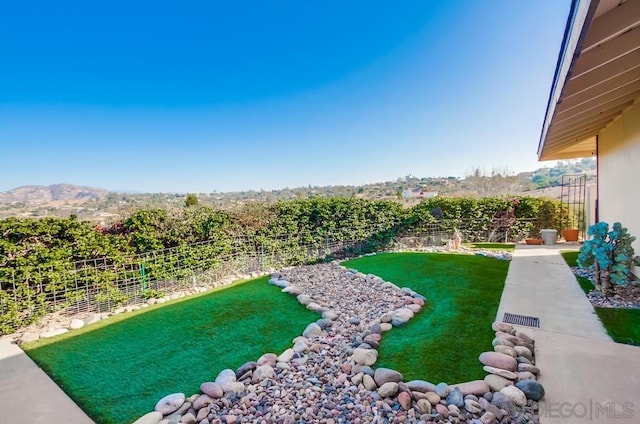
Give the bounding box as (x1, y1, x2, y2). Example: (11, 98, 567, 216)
(154, 393, 185, 415)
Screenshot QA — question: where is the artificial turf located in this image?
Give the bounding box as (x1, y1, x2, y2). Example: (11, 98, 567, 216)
(561, 251, 640, 346)
(462, 242, 515, 251)
(22, 276, 318, 424)
(342, 252, 510, 384)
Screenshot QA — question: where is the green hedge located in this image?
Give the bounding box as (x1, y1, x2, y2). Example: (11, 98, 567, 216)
(0, 195, 563, 334)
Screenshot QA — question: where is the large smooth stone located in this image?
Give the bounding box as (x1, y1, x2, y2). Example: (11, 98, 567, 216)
(517, 363, 540, 374)
(479, 352, 518, 371)
(374, 368, 403, 386)
(363, 374, 377, 391)
(484, 374, 512, 391)
(302, 322, 321, 338)
(378, 382, 399, 398)
(445, 387, 464, 408)
(500, 385, 527, 407)
(296, 294, 311, 305)
(251, 365, 275, 383)
(464, 399, 483, 414)
(514, 345, 534, 361)
(407, 380, 437, 393)
(235, 362, 257, 379)
(155, 393, 185, 415)
(69, 319, 85, 330)
(451, 380, 490, 396)
(352, 348, 378, 366)
(200, 382, 223, 399)
(215, 369, 236, 391)
(491, 392, 515, 415)
(363, 333, 381, 349)
(132, 411, 163, 424)
(391, 308, 414, 326)
(192, 394, 214, 410)
(257, 353, 278, 366)
(293, 339, 308, 353)
(494, 345, 517, 357)
(398, 391, 412, 410)
(516, 379, 545, 401)
(492, 322, 514, 334)
(278, 348, 295, 363)
(416, 399, 432, 414)
(483, 366, 517, 380)
(436, 382, 450, 397)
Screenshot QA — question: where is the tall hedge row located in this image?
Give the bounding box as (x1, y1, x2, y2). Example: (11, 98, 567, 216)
(0, 195, 565, 334)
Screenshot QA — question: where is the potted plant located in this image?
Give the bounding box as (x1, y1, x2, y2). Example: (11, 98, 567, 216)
(525, 238, 543, 245)
(560, 207, 580, 242)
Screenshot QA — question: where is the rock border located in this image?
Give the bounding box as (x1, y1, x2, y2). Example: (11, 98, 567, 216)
(134, 260, 541, 424)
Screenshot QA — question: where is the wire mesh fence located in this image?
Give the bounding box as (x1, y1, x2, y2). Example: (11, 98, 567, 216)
(0, 218, 531, 334)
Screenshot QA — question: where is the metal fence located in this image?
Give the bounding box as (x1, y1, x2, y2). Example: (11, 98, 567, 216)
(0, 218, 530, 334)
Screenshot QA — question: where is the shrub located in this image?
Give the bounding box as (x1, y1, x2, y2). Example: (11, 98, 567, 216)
(578, 222, 640, 295)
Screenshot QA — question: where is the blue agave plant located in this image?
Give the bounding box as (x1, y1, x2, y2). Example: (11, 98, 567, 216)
(578, 221, 638, 296)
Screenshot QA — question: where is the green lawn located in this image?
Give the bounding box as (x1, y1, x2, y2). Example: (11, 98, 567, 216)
(342, 252, 510, 383)
(462, 242, 515, 251)
(22, 276, 318, 424)
(561, 251, 640, 346)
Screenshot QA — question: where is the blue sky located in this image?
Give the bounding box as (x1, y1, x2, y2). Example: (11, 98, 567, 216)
(0, 1, 571, 193)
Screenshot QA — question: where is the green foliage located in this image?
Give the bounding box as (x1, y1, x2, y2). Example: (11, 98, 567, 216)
(0, 284, 47, 334)
(1, 195, 563, 335)
(184, 193, 199, 207)
(578, 222, 639, 295)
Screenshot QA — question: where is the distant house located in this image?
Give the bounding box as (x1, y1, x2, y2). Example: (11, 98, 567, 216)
(402, 189, 438, 199)
(538, 0, 640, 275)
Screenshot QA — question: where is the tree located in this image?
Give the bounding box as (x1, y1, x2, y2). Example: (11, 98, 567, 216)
(464, 167, 520, 196)
(184, 193, 199, 207)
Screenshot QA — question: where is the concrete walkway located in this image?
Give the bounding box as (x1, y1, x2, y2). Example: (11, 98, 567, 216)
(497, 245, 640, 424)
(0, 339, 94, 424)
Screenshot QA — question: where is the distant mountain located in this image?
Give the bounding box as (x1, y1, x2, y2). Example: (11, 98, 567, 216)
(0, 184, 109, 204)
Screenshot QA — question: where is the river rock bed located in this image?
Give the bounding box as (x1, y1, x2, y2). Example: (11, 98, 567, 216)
(134, 262, 542, 424)
(570, 266, 640, 309)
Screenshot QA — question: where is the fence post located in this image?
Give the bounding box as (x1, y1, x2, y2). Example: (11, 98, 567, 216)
(325, 236, 330, 262)
(140, 264, 147, 300)
(259, 245, 265, 272)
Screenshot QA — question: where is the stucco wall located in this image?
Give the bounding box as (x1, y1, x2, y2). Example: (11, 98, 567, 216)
(598, 102, 640, 276)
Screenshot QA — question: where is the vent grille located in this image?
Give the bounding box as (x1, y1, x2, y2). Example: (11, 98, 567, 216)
(502, 313, 540, 328)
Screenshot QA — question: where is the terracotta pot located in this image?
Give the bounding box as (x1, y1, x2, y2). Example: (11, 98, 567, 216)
(562, 229, 579, 242)
(525, 238, 543, 245)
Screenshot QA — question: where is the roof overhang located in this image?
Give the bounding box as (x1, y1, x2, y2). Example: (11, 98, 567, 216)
(538, 0, 640, 160)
